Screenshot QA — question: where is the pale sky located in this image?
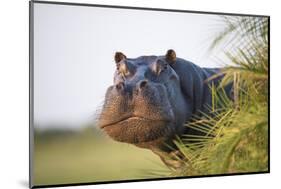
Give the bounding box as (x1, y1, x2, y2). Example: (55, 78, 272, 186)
(33, 3, 229, 129)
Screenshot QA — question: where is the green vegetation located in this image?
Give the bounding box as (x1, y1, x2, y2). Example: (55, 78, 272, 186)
(33, 127, 170, 186)
(167, 16, 269, 176)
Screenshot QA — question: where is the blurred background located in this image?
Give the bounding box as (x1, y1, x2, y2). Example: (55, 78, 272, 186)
(34, 126, 170, 185)
(33, 2, 237, 186)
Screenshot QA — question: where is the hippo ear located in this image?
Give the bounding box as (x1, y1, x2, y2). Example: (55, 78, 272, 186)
(114, 52, 127, 63)
(165, 49, 177, 64)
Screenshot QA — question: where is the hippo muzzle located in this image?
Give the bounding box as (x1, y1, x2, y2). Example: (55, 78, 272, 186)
(99, 69, 178, 144)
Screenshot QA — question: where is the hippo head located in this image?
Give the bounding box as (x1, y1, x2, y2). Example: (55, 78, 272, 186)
(98, 50, 191, 150)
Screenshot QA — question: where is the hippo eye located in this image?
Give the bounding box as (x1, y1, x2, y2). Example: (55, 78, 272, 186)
(152, 60, 168, 76)
(117, 61, 135, 79)
(159, 63, 168, 74)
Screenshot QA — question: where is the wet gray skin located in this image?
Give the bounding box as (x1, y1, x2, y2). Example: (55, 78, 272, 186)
(98, 50, 230, 170)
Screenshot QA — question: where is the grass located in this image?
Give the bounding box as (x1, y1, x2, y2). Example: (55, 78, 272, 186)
(33, 127, 170, 186)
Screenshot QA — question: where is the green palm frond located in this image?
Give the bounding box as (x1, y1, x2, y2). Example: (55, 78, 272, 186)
(171, 84, 268, 176)
(210, 16, 268, 52)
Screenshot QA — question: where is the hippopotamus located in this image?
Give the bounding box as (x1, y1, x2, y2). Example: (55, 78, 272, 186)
(98, 49, 231, 170)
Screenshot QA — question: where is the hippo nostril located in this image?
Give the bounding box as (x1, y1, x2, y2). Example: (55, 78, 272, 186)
(115, 82, 125, 91)
(138, 80, 148, 90)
